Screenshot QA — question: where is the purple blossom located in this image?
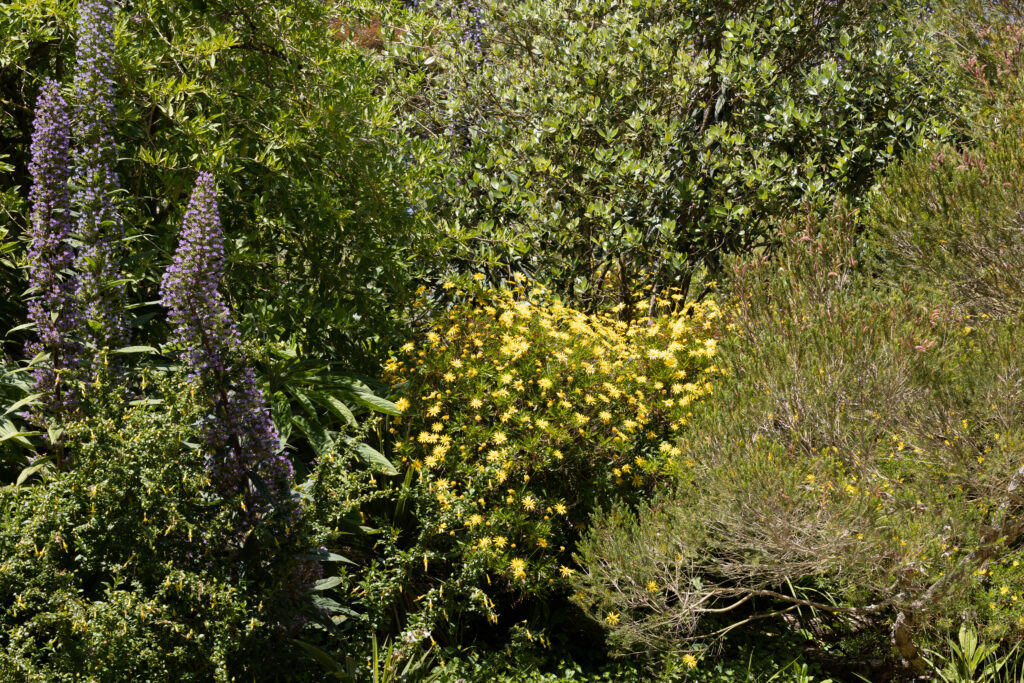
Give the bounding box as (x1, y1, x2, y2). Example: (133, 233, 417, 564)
(160, 172, 235, 379)
(26, 79, 83, 416)
(460, 0, 483, 54)
(72, 0, 129, 352)
(161, 172, 295, 520)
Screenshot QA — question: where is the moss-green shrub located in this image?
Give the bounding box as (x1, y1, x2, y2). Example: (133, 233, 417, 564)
(573, 210, 1024, 667)
(866, 103, 1024, 318)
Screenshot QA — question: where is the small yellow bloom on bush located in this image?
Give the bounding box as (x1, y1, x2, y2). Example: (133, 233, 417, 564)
(510, 558, 527, 580)
(382, 284, 720, 628)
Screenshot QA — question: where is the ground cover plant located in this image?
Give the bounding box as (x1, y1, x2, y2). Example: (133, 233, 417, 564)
(0, 369, 315, 681)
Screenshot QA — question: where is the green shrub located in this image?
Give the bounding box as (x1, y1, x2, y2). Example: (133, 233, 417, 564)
(866, 104, 1024, 318)
(572, 210, 1024, 671)
(0, 369, 316, 681)
(383, 0, 961, 307)
(930, 0, 1024, 125)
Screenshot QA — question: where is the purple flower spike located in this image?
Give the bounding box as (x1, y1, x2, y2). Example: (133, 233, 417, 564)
(73, 0, 129, 352)
(160, 172, 235, 379)
(26, 79, 84, 416)
(161, 173, 295, 523)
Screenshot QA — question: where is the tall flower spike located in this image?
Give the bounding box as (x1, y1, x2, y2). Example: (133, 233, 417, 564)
(27, 78, 83, 416)
(73, 0, 129, 352)
(161, 172, 295, 518)
(160, 172, 235, 379)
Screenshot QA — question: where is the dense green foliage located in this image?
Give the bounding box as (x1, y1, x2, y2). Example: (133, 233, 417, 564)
(1, 0, 416, 533)
(3, 0, 1024, 680)
(0, 369, 316, 681)
(381, 0, 962, 307)
(1, 0, 428, 365)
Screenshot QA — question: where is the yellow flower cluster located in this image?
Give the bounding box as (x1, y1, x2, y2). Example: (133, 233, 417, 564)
(383, 283, 721, 623)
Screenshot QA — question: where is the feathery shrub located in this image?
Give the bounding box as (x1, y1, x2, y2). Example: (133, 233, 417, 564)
(574, 201, 1024, 671)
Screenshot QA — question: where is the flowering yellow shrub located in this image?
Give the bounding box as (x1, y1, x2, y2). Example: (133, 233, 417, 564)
(381, 282, 721, 628)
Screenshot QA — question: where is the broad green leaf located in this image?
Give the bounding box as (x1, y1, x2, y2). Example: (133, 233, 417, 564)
(302, 549, 356, 565)
(349, 392, 401, 416)
(290, 388, 318, 418)
(111, 345, 160, 355)
(16, 457, 53, 486)
(312, 576, 342, 591)
(289, 639, 345, 676)
(3, 392, 43, 417)
(310, 595, 355, 615)
(310, 391, 357, 426)
(292, 415, 333, 457)
(0, 420, 38, 448)
(352, 442, 398, 475)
